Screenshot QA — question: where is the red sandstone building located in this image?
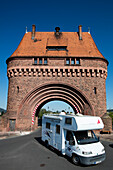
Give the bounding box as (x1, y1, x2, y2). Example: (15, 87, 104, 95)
(1, 25, 109, 131)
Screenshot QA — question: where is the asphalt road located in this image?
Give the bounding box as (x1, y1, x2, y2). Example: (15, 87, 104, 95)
(0, 128, 113, 170)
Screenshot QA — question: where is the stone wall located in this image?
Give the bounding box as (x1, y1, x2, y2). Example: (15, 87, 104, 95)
(4, 56, 108, 131)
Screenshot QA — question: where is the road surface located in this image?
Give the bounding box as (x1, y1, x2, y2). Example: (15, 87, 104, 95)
(0, 128, 113, 170)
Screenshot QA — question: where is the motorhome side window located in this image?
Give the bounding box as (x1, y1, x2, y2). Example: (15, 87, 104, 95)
(65, 118, 72, 125)
(56, 125, 60, 134)
(46, 122, 51, 129)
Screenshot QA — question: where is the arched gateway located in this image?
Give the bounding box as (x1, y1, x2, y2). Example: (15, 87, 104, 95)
(1, 25, 108, 132)
(17, 82, 94, 129)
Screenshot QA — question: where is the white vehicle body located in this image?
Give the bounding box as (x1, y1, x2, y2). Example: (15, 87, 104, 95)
(42, 113, 106, 165)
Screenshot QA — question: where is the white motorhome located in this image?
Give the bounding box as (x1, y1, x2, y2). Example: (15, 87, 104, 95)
(42, 113, 106, 165)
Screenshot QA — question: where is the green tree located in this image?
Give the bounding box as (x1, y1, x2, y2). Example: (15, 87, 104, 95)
(0, 111, 4, 116)
(108, 112, 113, 124)
(38, 109, 47, 118)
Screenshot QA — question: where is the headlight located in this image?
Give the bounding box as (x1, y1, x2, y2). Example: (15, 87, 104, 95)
(82, 151, 92, 155)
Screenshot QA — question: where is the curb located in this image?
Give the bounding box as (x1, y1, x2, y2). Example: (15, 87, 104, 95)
(0, 131, 32, 140)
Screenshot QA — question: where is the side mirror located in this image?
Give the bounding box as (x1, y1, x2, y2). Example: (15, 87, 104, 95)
(98, 137, 100, 141)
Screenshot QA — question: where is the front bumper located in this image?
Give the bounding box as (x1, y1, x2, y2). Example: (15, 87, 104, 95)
(79, 153, 106, 165)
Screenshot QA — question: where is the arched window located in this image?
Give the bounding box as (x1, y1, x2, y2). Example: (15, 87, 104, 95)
(94, 87, 97, 94)
(17, 86, 19, 93)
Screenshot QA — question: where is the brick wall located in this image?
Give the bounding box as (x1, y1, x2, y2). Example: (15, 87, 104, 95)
(4, 56, 108, 131)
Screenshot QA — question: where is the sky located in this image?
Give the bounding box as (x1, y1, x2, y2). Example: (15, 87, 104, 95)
(0, 0, 113, 111)
(42, 101, 74, 113)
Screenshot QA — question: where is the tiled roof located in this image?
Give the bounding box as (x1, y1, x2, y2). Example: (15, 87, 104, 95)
(10, 31, 105, 59)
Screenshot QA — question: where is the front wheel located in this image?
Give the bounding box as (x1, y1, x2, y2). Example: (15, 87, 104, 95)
(72, 154, 80, 165)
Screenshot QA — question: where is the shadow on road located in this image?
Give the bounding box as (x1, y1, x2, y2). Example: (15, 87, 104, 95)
(109, 144, 113, 148)
(34, 137, 95, 167)
(34, 137, 62, 156)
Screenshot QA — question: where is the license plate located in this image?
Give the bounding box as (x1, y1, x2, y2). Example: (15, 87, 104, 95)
(94, 160, 101, 164)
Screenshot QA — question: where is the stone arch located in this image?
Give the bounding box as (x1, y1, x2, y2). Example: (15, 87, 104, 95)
(17, 81, 94, 129)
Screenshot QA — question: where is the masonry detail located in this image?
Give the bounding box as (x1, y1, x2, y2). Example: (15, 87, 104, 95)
(7, 66, 107, 79)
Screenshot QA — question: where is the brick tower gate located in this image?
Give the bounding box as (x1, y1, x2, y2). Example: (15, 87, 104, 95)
(3, 25, 108, 131)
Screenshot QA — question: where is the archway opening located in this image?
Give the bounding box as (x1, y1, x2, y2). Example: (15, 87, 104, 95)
(37, 100, 75, 116)
(35, 100, 75, 126)
(18, 82, 94, 130)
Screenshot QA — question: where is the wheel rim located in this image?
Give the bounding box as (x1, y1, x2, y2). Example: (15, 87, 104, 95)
(73, 155, 79, 164)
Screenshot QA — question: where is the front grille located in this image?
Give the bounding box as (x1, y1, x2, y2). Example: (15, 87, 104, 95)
(90, 154, 105, 162)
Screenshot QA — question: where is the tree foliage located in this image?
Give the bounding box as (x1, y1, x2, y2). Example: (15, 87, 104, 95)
(38, 108, 61, 118)
(38, 109, 47, 118)
(108, 112, 113, 124)
(0, 111, 4, 116)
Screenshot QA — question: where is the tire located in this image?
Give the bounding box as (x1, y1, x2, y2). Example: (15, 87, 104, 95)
(72, 154, 80, 165)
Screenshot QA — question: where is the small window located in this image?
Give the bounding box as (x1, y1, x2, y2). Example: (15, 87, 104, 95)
(57, 46, 67, 51)
(47, 47, 56, 51)
(66, 59, 70, 65)
(47, 46, 67, 51)
(34, 58, 37, 64)
(17, 86, 19, 93)
(39, 58, 42, 64)
(44, 58, 47, 64)
(76, 59, 80, 65)
(94, 87, 97, 94)
(65, 118, 72, 125)
(71, 59, 75, 65)
(46, 122, 51, 129)
(56, 125, 60, 134)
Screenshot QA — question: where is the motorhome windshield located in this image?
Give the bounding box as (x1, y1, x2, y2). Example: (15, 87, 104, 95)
(74, 130, 98, 145)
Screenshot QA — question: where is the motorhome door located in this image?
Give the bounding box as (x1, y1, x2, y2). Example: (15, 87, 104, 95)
(65, 130, 75, 157)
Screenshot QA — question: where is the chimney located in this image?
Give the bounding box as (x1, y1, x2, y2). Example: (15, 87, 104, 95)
(88, 27, 90, 34)
(55, 27, 60, 35)
(78, 25, 82, 40)
(32, 24, 36, 39)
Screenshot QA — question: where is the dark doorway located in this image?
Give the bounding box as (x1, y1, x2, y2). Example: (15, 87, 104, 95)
(9, 119, 16, 131)
(38, 118, 42, 126)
